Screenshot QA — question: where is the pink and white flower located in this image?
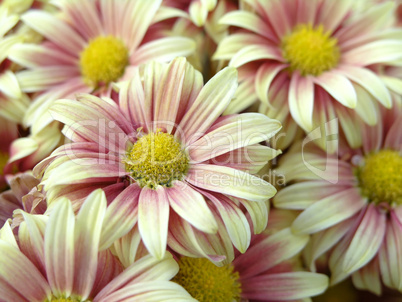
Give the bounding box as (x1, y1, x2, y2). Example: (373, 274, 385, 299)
(274, 101, 402, 294)
(34, 57, 282, 259)
(214, 0, 402, 148)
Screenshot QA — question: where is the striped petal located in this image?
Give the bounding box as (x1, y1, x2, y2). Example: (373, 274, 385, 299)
(186, 164, 276, 202)
(188, 113, 281, 163)
(45, 198, 75, 297)
(255, 63, 288, 106)
(138, 186, 169, 259)
(166, 181, 217, 234)
(177, 67, 238, 144)
(289, 73, 314, 131)
(291, 188, 366, 234)
(229, 44, 284, 68)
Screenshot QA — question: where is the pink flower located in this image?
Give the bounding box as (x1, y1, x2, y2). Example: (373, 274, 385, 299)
(274, 101, 402, 294)
(35, 57, 282, 259)
(214, 0, 402, 147)
(10, 0, 196, 133)
(0, 189, 196, 301)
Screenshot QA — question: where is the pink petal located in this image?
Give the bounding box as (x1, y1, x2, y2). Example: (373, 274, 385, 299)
(241, 272, 328, 301)
(45, 198, 75, 297)
(313, 71, 357, 108)
(177, 67, 238, 144)
(166, 181, 217, 234)
(342, 204, 386, 274)
(100, 184, 141, 250)
(352, 257, 382, 296)
(289, 73, 314, 131)
(188, 113, 281, 163)
(186, 164, 276, 202)
(255, 63, 288, 106)
(21, 11, 85, 55)
(291, 188, 366, 234)
(138, 186, 170, 259)
(73, 189, 107, 300)
(316, 0, 352, 34)
(229, 44, 284, 68)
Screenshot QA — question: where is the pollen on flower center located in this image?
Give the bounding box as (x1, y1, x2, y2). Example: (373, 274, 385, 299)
(358, 150, 402, 205)
(281, 24, 340, 76)
(48, 298, 84, 302)
(79, 35, 129, 87)
(172, 257, 242, 302)
(124, 131, 189, 189)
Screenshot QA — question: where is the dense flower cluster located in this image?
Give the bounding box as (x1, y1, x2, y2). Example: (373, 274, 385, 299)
(0, 0, 401, 301)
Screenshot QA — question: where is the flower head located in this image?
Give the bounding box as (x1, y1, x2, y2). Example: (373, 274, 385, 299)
(35, 57, 282, 260)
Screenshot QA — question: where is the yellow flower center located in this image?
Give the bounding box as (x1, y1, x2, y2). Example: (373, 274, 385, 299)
(173, 257, 242, 302)
(0, 151, 9, 176)
(281, 24, 340, 76)
(124, 131, 189, 189)
(79, 35, 129, 87)
(358, 150, 402, 205)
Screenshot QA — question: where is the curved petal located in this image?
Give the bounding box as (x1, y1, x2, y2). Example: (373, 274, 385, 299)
(255, 63, 288, 106)
(188, 113, 281, 163)
(229, 44, 284, 68)
(138, 186, 169, 259)
(313, 71, 357, 108)
(166, 181, 217, 234)
(21, 11, 85, 55)
(291, 188, 367, 234)
(177, 67, 238, 144)
(186, 164, 276, 202)
(242, 272, 328, 301)
(289, 73, 314, 131)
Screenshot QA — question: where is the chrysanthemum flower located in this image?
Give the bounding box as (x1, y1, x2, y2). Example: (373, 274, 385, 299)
(214, 0, 402, 142)
(172, 209, 329, 301)
(273, 102, 402, 293)
(0, 189, 196, 301)
(35, 57, 282, 259)
(10, 0, 196, 133)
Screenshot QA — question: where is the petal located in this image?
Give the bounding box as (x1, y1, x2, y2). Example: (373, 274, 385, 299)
(177, 67, 238, 144)
(188, 113, 281, 163)
(21, 10, 85, 55)
(45, 198, 75, 297)
(100, 184, 140, 250)
(239, 199, 269, 234)
(255, 63, 288, 106)
(199, 191, 251, 253)
(138, 186, 169, 259)
(352, 257, 382, 296)
(336, 65, 392, 108)
(0, 240, 51, 301)
(166, 181, 217, 234)
(316, 0, 352, 34)
(219, 11, 276, 41)
(241, 272, 328, 301)
(229, 44, 284, 68)
(291, 188, 367, 234)
(233, 228, 309, 278)
(73, 189, 107, 300)
(289, 73, 314, 131)
(153, 57, 187, 133)
(186, 164, 276, 202)
(313, 71, 357, 108)
(131, 37, 195, 66)
(0, 70, 21, 99)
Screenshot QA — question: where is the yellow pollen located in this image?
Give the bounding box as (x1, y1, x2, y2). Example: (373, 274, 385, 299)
(79, 35, 129, 87)
(124, 131, 189, 189)
(48, 298, 85, 302)
(281, 24, 340, 76)
(358, 150, 402, 205)
(173, 257, 242, 302)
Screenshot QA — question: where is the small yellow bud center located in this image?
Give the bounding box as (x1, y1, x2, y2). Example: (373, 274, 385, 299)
(79, 35, 129, 87)
(124, 131, 189, 189)
(173, 257, 242, 302)
(358, 150, 402, 205)
(281, 24, 340, 76)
